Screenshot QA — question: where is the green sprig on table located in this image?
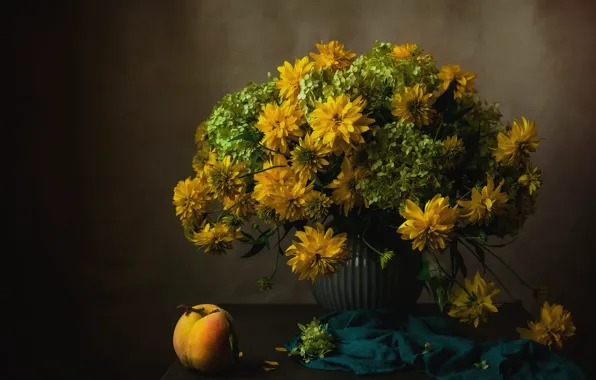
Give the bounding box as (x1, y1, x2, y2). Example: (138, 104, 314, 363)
(288, 318, 336, 363)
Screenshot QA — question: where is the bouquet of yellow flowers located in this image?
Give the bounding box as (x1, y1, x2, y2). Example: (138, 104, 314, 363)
(173, 41, 575, 349)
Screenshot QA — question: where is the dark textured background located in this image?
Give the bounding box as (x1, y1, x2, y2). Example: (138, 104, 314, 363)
(16, 0, 596, 378)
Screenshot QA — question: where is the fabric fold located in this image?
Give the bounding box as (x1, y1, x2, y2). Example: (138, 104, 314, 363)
(284, 310, 585, 379)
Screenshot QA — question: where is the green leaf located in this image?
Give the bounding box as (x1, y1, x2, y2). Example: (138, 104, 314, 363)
(241, 228, 277, 257)
(240, 231, 256, 243)
(241, 243, 266, 258)
(255, 227, 276, 244)
(432, 80, 457, 113)
(257, 276, 273, 291)
(418, 259, 431, 281)
(245, 181, 256, 194)
(229, 132, 260, 142)
(379, 250, 395, 270)
(474, 360, 489, 370)
(250, 150, 261, 171)
(313, 176, 325, 191)
(430, 277, 450, 313)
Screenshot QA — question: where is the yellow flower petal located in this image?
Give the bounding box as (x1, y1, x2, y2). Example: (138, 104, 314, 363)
(397, 194, 458, 251)
(448, 272, 500, 327)
(285, 223, 349, 282)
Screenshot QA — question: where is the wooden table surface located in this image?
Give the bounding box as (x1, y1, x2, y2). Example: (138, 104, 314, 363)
(160, 303, 553, 380)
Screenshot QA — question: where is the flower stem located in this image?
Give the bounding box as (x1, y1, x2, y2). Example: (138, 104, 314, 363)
(457, 238, 518, 302)
(361, 221, 384, 256)
(362, 235, 384, 256)
(434, 121, 444, 140)
(177, 305, 206, 316)
(428, 250, 472, 297)
(274, 224, 292, 248)
(456, 188, 473, 200)
(479, 131, 499, 140)
(259, 143, 289, 157)
(269, 229, 282, 280)
(469, 239, 537, 293)
(240, 165, 287, 178)
(215, 202, 241, 222)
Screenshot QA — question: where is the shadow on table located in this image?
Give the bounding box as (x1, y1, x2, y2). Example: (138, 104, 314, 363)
(175, 359, 272, 379)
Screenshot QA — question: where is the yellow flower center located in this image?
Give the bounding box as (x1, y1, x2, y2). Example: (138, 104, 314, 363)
(310, 252, 337, 272)
(466, 292, 478, 306)
(407, 99, 422, 116)
(210, 168, 232, 189)
(347, 179, 358, 195)
(298, 149, 317, 163)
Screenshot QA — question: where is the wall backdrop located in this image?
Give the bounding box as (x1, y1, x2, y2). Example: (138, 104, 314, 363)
(18, 0, 596, 378)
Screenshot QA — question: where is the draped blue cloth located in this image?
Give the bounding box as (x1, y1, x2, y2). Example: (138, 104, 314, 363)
(284, 310, 585, 379)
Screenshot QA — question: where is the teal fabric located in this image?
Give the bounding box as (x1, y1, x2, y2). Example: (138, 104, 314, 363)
(284, 310, 585, 379)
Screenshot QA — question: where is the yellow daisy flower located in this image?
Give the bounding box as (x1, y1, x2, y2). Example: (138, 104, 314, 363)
(276, 57, 314, 100)
(494, 117, 541, 166)
(255, 203, 279, 226)
(206, 156, 249, 201)
(223, 191, 257, 218)
(448, 272, 500, 328)
(438, 64, 477, 99)
(444, 135, 464, 152)
(290, 134, 331, 182)
(397, 194, 459, 251)
(221, 214, 245, 230)
(443, 135, 465, 169)
(309, 40, 356, 71)
(517, 302, 576, 349)
(457, 174, 509, 225)
(285, 223, 349, 282)
(327, 158, 369, 216)
(389, 42, 418, 60)
(191, 222, 240, 255)
(269, 180, 313, 221)
(310, 95, 375, 154)
(173, 177, 211, 227)
(252, 154, 312, 221)
(416, 53, 433, 66)
(518, 164, 542, 195)
(391, 84, 435, 126)
(194, 122, 208, 145)
(192, 144, 217, 176)
(256, 101, 304, 154)
(303, 191, 333, 219)
(252, 155, 292, 205)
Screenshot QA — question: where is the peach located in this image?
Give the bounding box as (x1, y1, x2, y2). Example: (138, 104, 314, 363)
(173, 304, 239, 373)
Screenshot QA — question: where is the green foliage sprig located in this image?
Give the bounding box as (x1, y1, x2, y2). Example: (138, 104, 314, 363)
(288, 318, 336, 363)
